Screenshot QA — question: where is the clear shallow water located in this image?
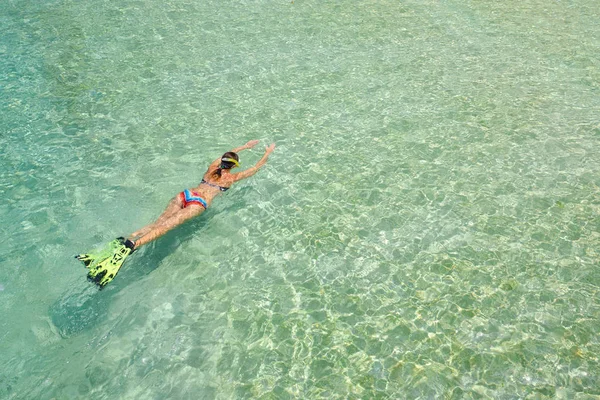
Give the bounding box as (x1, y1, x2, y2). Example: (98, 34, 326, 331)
(1, 0, 599, 397)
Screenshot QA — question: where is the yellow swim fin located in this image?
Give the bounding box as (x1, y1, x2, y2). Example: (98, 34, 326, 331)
(75, 238, 121, 267)
(77, 238, 135, 288)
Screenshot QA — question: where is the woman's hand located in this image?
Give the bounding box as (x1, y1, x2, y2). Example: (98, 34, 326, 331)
(265, 143, 276, 154)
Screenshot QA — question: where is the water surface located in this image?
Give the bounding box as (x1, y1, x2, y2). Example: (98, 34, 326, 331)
(1, 0, 599, 398)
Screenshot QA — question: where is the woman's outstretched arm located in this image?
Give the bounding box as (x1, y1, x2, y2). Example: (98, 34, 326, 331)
(231, 140, 260, 153)
(232, 143, 275, 182)
(208, 140, 261, 168)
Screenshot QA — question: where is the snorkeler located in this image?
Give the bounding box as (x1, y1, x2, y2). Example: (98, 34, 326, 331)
(76, 140, 276, 288)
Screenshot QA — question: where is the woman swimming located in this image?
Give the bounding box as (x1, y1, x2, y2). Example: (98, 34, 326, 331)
(76, 140, 276, 287)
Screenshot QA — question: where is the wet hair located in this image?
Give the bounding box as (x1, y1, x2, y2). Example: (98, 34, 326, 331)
(212, 151, 239, 179)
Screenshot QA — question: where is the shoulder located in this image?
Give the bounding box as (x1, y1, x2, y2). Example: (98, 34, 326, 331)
(208, 158, 221, 169)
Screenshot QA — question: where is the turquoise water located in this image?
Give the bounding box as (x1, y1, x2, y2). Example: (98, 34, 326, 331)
(1, 0, 599, 397)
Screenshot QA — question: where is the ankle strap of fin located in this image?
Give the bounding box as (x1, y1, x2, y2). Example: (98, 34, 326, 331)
(118, 237, 137, 252)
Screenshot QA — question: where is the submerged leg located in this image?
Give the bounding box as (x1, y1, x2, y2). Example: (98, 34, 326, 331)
(129, 197, 182, 240)
(134, 205, 205, 248)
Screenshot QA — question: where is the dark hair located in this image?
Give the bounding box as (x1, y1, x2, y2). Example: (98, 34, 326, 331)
(212, 151, 239, 179)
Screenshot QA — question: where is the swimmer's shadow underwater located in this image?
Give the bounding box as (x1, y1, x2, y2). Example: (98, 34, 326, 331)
(50, 196, 248, 338)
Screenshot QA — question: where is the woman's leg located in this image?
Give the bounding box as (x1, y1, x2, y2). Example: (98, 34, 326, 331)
(133, 205, 205, 248)
(129, 197, 182, 240)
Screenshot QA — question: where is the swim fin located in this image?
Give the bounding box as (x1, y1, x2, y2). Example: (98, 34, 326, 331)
(75, 238, 122, 267)
(76, 238, 135, 288)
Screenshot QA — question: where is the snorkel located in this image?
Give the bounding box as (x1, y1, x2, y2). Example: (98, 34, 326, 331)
(221, 157, 240, 168)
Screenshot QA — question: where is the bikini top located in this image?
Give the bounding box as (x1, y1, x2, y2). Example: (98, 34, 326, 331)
(200, 179, 229, 192)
